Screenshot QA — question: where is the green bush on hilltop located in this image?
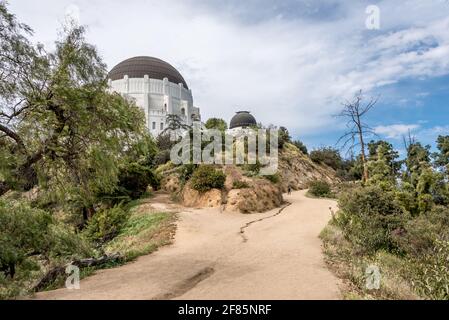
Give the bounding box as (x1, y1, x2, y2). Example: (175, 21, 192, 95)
(190, 165, 226, 193)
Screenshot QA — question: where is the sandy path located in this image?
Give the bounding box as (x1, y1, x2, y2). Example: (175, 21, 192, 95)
(33, 190, 341, 300)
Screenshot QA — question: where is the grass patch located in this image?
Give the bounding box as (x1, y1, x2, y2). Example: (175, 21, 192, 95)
(105, 211, 176, 261)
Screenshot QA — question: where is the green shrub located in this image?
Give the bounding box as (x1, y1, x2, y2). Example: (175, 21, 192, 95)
(264, 173, 280, 184)
(0, 199, 92, 299)
(153, 150, 171, 166)
(310, 147, 342, 170)
(394, 206, 449, 258)
(190, 165, 225, 193)
(336, 186, 407, 253)
(84, 205, 130, 243)
(410, 238, 449, 300)
(112, 163, 160, 201)
(0, 200, 53, 280)
(308, 180, 331, 197)
(242, 162, 261, 176)
(232, 180, 250, 189)
(179, 164, 197, 185)
(292, 140, 308, 155)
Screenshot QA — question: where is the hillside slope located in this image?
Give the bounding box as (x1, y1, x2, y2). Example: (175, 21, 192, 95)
(278, 143, 338, 192)
(159, 143, 338, 213)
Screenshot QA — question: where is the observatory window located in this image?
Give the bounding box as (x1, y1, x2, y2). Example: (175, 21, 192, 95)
(152, 122, 156, 130)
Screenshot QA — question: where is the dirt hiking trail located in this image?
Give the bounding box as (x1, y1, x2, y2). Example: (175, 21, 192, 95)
(34, 190, 342, 300)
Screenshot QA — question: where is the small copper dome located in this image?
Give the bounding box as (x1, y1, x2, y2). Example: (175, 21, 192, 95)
(230, 111, 257, 129)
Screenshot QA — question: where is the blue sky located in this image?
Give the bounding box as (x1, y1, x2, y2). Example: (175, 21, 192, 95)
(7, 0, 449, 156)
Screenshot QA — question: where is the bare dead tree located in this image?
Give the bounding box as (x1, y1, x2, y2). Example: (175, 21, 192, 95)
(402, 129, 415, 151)
(336, 90, 379, 183)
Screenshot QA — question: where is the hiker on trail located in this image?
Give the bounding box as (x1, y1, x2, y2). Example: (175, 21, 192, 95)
(288, 186, 292, 195)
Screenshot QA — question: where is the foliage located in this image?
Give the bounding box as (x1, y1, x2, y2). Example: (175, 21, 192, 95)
(264, 173, 280, 184)
(434, 135, 449, 173)
(336, 186, 407, 253)
(403, 142, 431, 186)
(368, 140, 402, 177)
(308, 180, 332, 198)
(156, 133, 177, 151)
(108, 163, 160, 202)
(292, 140, 308, 155)
(105, 211, 175, 261)
(0, 198, 92, 299)
(366, 144, 396, 190)
(310, 147, 342, 170)
(232, 180, 250, 189)
(394, 206, 449, 258)
(0, 8, 149, 221)
(179, 164, 197, 185)
(190, 165, 226, 193)
(84, 205, 130, 243)
(205, 118, 228, 131)
(410, 239, 449, 300)
(153, 150, 171, 166)
(337, 157, 363, 181)
(278, 126, 291, 149)
(162, 114, 190, 139)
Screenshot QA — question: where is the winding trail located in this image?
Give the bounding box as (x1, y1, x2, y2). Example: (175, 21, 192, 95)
(34, 190, 341, 300)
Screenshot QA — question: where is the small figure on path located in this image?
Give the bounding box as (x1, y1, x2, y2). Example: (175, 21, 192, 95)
(287, 186, 292, 195)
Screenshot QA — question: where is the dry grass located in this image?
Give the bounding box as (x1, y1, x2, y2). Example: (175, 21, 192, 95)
(320, 223, 420, 300)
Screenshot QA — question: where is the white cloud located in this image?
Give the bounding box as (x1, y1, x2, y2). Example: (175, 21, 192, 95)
(7, 0, 449, 138)
(374, 124, 421, 139)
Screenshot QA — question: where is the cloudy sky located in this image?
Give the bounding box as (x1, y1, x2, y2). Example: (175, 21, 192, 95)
(8, 0, 449, 155)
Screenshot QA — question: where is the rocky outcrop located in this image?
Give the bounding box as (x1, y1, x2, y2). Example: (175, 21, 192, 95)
(278, 143, 338, 192)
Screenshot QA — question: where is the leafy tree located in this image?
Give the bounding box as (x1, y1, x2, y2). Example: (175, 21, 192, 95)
(0, 5, 148, 221)
(367, 144, 396, 190)
(278, 126, 291, 149)
(162, 114, 190, 139)
(205, 118, 227, 131)
(434, 135, 449, 173)
(310, 147, 342, 171)
(403, 142, 431, 187)
(368, 140, 402, 176)
(0, 199, 91, 280)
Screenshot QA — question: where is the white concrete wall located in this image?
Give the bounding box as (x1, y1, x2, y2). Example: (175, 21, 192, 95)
(109, 75, 199, 137)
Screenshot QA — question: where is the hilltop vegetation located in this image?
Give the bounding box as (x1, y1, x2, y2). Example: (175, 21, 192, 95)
(317, 98, 449, 299)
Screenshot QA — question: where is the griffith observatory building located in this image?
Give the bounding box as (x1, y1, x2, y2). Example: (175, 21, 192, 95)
(108, 56, 201, 136)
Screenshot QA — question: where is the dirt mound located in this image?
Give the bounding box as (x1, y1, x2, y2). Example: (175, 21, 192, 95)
(158, 144, 338, 213)
(181, 184, 223, 208)
(225, 178, 283, 213)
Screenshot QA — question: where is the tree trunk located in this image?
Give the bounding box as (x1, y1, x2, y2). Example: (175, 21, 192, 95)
(33, 253, 123, 292)
(357, 117, 369, 183)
